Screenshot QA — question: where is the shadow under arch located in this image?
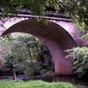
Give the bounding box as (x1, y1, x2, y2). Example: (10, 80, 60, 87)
(1, 19, 77, 75)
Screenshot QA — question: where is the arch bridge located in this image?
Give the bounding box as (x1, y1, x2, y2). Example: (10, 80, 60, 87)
(0, 14, 83, 75)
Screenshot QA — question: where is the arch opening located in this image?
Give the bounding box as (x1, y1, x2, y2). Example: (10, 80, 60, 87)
(0, 32, 55, 78)
(0, 18, 77, 75)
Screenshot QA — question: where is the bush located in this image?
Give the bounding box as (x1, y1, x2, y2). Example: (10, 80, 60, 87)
(66, 47, 88, 78)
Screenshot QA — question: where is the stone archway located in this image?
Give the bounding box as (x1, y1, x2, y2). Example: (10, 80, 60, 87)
(0, 18, 77, 75)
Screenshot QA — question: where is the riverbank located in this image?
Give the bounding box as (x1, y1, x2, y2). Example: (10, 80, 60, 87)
(0, 74, 88, 87)
(0, 80, 87, 88)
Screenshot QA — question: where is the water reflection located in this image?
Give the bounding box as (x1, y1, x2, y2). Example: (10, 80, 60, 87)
(55, 75, 88, 86)
(0, 74, 88, 87)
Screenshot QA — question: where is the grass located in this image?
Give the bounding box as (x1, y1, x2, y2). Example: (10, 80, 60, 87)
(0, 80, 87, 88)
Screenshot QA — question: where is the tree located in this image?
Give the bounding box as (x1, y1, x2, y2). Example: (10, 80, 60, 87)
(0, 0, 88, 32)
(0, 0, 88, 26)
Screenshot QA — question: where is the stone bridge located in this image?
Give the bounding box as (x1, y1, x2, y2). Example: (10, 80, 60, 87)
(0, 15, 84, 75)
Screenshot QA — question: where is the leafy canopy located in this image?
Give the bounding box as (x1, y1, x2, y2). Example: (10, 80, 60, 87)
(0, 0, 88, 31)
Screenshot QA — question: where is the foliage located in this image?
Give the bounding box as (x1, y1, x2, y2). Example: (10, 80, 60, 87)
(63, 0, 88, 32)
(81, 32, 88, 39)
(0, 80, 86, 88)
(66, 47, 88, 78)
(0, 0, 59, 15)
(0, 33, 54, 75)
(0, 0, 88, 30)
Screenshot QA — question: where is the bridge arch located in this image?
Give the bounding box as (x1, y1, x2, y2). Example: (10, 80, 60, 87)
(0, 18, 77, 75)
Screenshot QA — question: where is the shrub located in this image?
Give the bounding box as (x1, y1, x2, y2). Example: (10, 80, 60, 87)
(66, 47, 88, 78)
